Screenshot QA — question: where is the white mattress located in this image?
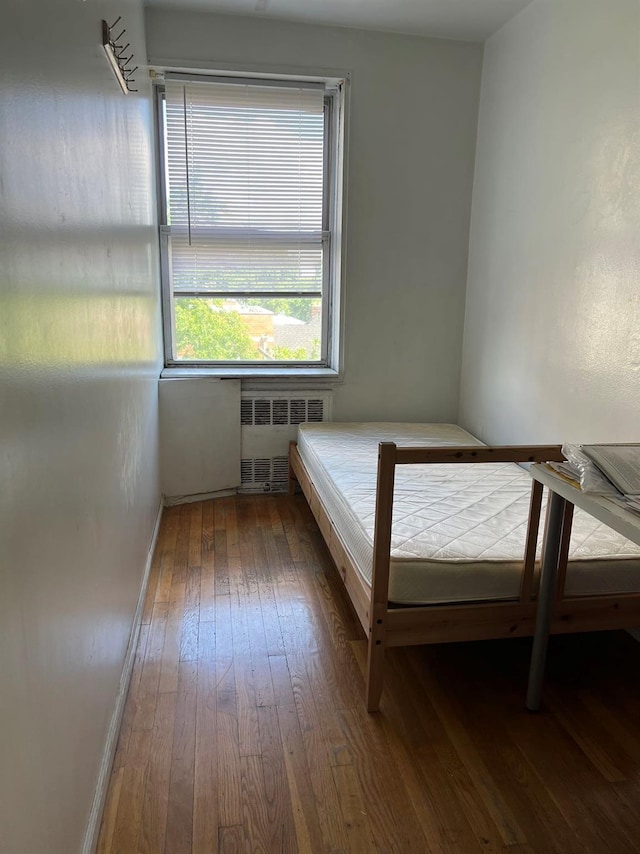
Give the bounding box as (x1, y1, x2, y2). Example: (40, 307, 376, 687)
(298, 423, 640, 605)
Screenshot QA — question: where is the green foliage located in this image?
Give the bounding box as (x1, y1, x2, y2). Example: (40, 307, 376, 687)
(272, 344, 308, 361)
(271, 337, 321, 362)
(175, 299, 255, 360)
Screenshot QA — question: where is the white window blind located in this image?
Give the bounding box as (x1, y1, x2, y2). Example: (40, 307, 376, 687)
(164, 79, 326, 295)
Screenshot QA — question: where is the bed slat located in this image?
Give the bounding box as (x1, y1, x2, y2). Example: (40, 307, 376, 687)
(394, 445, 564, 465)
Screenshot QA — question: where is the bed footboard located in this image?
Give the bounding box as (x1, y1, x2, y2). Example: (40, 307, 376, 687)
(365, 442, 565, 711)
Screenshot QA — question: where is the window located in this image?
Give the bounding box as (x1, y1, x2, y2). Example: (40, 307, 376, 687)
(156, 72, 345, 371)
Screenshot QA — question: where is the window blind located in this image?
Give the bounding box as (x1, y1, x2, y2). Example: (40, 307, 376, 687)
(164, 79, 326, 294)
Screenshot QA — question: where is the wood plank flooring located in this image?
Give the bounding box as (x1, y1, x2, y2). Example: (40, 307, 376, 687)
(97, 495, 640, 853)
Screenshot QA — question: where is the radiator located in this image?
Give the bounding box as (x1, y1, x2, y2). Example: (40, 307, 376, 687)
(240, 391, 332, 493)
(160, 377, 241, 499)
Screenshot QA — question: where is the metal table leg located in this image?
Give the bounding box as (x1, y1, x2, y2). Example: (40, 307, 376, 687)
(526, 490, 567, 711)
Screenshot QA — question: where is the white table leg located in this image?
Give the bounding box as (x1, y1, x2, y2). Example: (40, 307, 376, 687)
(526, 490, 567, 711)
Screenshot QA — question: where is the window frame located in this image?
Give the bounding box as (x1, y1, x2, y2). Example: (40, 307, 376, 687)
(154, 70, 346, 377)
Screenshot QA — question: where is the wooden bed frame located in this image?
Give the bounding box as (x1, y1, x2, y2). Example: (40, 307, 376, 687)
(289, 439, 640, 711)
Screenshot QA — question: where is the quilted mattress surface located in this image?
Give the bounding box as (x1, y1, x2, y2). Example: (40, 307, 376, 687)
(297, 422, 640, 605)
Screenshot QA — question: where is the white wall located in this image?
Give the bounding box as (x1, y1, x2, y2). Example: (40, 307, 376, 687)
(459, 0, 640, 444)
(146, 10, 483, 422)
(0, 1, 163, 852)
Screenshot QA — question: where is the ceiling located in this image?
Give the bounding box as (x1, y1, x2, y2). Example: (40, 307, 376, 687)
(145, 0, 535, 42)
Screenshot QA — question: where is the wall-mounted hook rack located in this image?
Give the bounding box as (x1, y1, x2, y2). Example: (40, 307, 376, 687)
(102, 18, 138, 94)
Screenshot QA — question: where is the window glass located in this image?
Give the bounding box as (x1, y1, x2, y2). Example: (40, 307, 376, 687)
(158, 75, 342, 368)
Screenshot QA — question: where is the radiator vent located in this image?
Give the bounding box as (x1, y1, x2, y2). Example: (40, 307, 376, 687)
(240, 456, 289, 492)
(241, 396, 326, 427)
(240, 390, 332, 494)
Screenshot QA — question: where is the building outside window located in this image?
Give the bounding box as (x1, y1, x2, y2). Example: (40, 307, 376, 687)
(156, 72, 346, 372)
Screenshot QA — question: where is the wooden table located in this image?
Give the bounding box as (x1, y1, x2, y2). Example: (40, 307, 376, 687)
(526, 463, 640, 710)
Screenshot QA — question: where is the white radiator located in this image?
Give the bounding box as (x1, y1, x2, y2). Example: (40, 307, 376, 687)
(240, 391, 332, 493)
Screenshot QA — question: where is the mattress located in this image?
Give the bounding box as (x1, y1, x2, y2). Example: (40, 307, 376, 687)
(297, 422, 640, 605)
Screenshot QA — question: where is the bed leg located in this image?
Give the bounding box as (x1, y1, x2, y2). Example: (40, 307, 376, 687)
(366, 635, 385, 712)
(366, 442, 396, 713)
(366, 603, 387, 712)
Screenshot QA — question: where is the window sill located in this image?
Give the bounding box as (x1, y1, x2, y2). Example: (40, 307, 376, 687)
(160, 365, 342, 382)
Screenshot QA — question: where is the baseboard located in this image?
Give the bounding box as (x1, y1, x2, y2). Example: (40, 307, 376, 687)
(164, 487, 237, 506)
(81, 498, 164, 854)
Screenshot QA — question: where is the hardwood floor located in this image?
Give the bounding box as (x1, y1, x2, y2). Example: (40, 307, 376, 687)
(97, 495, 640, 853)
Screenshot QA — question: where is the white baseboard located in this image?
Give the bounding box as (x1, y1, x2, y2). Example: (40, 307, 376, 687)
(164, 487, 237, 506)
(81, 498, 164, 854)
